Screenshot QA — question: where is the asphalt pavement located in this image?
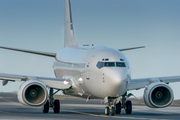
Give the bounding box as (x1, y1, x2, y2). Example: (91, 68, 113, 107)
(0, 93, 180, 120)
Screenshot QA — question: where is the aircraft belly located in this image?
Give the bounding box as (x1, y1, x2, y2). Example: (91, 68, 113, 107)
(63, 89, 99, 99)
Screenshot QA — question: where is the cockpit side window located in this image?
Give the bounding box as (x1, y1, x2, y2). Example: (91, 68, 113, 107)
(96, 62, 103, 69)
(116, 62, 126, 67)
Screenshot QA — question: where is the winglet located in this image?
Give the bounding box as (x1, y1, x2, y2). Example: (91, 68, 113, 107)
(64, 0, 78, 47)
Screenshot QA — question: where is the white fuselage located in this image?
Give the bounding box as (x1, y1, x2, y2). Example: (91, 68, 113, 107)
(54, 46, 131, 99)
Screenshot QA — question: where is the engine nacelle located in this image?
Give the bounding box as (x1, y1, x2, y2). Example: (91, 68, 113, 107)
(18, 80, 48, 106)
(144, 82, 174, 108)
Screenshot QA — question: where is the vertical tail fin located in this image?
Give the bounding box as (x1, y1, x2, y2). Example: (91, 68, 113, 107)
(64, 0, 78, 47)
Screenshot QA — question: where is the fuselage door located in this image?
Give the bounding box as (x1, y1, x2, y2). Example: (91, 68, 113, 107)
(86, 56, 94, 80)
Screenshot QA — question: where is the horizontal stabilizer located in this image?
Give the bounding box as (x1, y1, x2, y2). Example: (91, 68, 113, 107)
(118, 46, 145, 51)
(0, 46, 56, 57)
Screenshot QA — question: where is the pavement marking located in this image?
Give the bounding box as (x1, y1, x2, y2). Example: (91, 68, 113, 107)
(54, 96, 101, 101)
(62, 110, 167, 120)
(0, 96, 14, 102)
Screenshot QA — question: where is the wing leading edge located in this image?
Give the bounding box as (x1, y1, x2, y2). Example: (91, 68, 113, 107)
(128, 76, 180, 90)
(0, 46, 56, 57)
(0, 73, 71, 90)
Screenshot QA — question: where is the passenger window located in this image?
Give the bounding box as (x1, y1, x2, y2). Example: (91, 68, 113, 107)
(116, 62, 126, 67)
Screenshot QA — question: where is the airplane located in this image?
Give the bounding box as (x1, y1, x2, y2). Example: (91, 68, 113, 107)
(0, 0, 180, 116)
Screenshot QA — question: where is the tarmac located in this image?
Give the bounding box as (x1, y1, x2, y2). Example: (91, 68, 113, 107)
(0, 93, 180, 120)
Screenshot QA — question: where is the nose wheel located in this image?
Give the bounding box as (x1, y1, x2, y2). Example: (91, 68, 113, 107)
(105, 107, 109, 115)
(104, 92, 132, 115)
(105, 106, 115, 115)
(105, 97, 116, 115)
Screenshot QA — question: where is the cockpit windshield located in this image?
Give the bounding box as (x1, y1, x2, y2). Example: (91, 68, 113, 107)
(116, 62, 126, 67)
(104, 62, 115, 67)
(96, 62, 126, 69)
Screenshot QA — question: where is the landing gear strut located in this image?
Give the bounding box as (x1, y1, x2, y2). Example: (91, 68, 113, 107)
(42, 88, 60, 113)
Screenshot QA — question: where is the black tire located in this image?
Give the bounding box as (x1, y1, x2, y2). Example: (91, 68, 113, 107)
(125, 100, 132, 114)
(42, 100, 49, 113)
(53, 100, 60, 113)
(105, 107, 109, 115)
(115, 101, 121, 114)
(111, 107, 115, 116)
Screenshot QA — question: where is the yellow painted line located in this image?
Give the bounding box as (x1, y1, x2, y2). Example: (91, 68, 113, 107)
(53, 98, 65, 100)
(62, 110, 155, 120)
(54, 96, 84, 99)
(54, 96, 102, 102)
(6, 97, 16, 98)
(0, 96, 14, 102)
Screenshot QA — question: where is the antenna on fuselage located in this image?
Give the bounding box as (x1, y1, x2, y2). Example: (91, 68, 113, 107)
(64, 0, 78, 47)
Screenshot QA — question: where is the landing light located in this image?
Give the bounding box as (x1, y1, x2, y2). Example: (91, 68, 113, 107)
(63, 80, 69, 85)
(78, 77, 83, 82)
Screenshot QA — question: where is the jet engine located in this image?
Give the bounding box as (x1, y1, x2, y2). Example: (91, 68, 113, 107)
(144, 82, 174, 108)
(18, 80, 48, 106)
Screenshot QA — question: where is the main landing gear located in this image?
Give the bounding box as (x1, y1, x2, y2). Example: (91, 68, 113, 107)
(42, 88, 60, 113)
(121, 92, 132, 114)
(105, 92, 132, 115)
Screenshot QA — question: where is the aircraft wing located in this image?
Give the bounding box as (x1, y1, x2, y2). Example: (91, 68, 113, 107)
(128, 76, 180, 90)
(118, 46, 145, 51)
(0, 46, 56, 57)
(0, 73, 72, 90)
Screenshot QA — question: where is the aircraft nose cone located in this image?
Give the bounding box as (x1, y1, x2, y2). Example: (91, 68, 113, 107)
(109, 68, 127, 83)
(104, 68, 129, 96)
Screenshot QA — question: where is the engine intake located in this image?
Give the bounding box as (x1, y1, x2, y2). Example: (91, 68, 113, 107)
(144, 82, 174, 108)
(18, 80, 48, 106)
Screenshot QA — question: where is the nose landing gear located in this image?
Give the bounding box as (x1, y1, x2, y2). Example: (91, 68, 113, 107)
(105, 97, 116, 115)
(104, 92, 132, 115)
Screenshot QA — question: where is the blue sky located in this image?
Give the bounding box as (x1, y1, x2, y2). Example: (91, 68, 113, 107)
(0, 0, 180, 99)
